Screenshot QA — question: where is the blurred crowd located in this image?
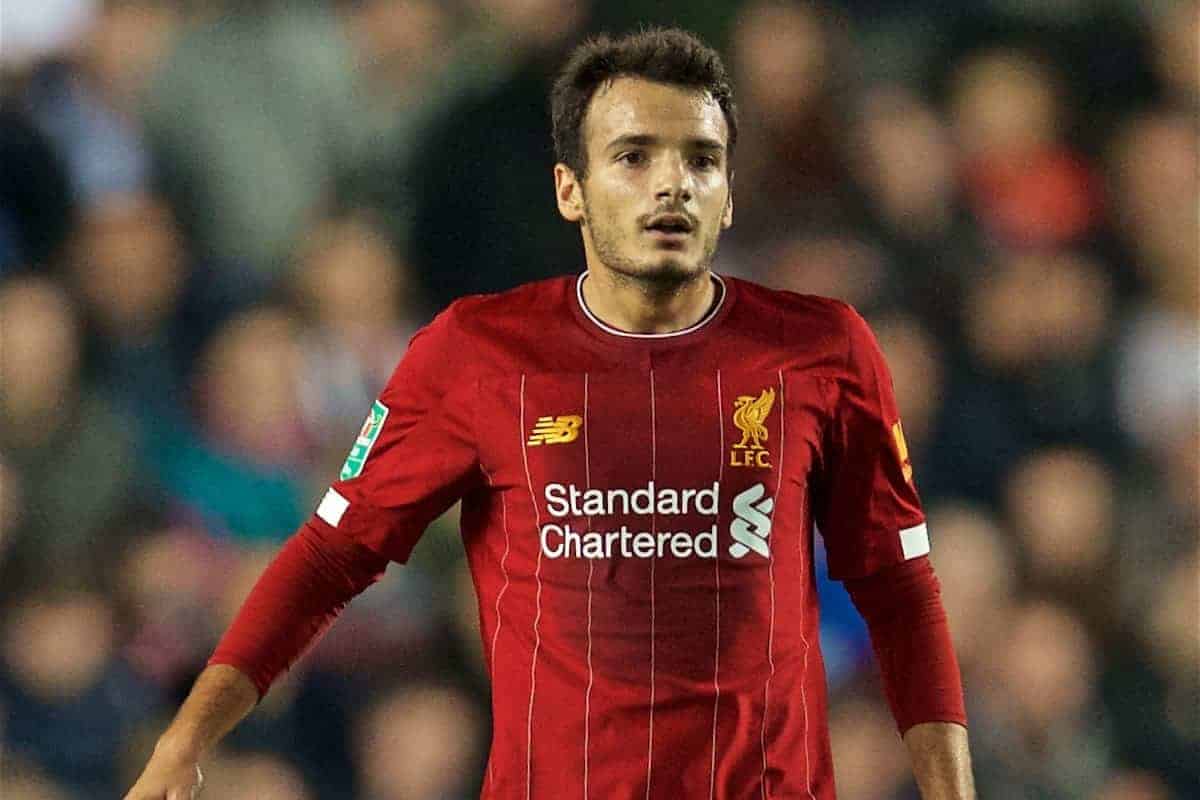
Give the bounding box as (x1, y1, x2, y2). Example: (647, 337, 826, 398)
(0, 0, 1196, 798)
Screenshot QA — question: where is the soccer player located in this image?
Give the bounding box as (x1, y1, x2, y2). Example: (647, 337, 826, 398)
(125, 28, 974, 800)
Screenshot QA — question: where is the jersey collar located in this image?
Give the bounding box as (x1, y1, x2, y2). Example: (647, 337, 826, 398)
(574, 270, 729, 340)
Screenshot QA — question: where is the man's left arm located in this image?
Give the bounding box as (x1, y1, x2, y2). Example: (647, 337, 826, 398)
(818, 305, 976, 797)
(844, 556, 976, 799)
(903, 722, 975, 799)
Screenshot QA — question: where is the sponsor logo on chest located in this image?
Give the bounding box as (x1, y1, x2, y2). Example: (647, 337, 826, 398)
(539, 481, 775, 561)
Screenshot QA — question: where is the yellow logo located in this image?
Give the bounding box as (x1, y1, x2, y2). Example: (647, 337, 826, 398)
(528, 415, 583, 446)
(891, 421, 914, 483)
(730, 387, 775, 469)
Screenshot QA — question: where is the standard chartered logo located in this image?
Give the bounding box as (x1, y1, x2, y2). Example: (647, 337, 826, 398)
(540, 482, 719, 560)
(728, 482, 774, 559)
(538, 481, 775, 560)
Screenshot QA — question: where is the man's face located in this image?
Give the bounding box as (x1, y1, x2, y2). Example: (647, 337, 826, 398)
(555, 77, 733, 288)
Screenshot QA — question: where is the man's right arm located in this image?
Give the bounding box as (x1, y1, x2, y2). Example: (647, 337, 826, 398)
(124, 306, 478, 798)
(123, 665, 258, 800)
(124, 522, 389, 799)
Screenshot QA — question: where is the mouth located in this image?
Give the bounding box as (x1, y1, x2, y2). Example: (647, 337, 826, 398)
(643, 214, 694, 245)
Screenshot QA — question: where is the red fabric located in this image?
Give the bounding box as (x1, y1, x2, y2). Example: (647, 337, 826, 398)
(260, 275, 936, 798)
(814, 300, 926, 580)
(208, 522, 387, 698)
(844, 556, 967, 734)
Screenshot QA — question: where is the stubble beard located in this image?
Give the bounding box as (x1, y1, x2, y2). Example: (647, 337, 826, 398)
(581, 203, 721, 297)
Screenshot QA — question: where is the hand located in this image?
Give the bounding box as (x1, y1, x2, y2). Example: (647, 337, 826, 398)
(122, 664, 260, 799)
(123, 743, 204, 800)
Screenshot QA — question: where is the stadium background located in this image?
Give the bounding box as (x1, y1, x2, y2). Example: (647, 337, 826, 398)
(0, 0, 1196, 797)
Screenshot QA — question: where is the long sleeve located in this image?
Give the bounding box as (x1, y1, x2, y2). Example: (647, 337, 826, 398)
(208, 521, 388, 697)
(843, 556, 967, 733)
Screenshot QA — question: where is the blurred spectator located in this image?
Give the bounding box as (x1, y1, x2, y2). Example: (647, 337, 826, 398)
(0, 276, 139, 593)
(1148, 0, 1199, 110)
(924, 502, 1017, 679)
(870, 312, 944, 473)
(929, 250, 1120, 503)
(0, 108, 74, 274)
(763, 235, 890, 315)
(1110, 110, 1199, 454)
(335, 0, 470, 235)
(1005, 448, 1119, 638)
(22, 1, 179, 203)
(949, 47, 1103, 249)
(845, 86, 987, 339)
(290, 210, 424, 452)
(64, 191, 202, 444)
(141, 4, 369, 285)
(1102, 549, 1200, 795)
(0, 589, 161, 798)
(0, 0, 96, 73)
(150, 308, 310, 543)
(1107, 109, 1198, 303)
(1090, 770, 1172, 800)
(722, 0, 855, 264)
(971, 600, 1117, 798)
(850, 87, 959, 245)
(965, 251, 1114, 381)
(142, 1, 456, 290)
(406, 0, 591, 309)
(194, 750, 315, 800)
(338, 0, 450, 111)
(354, 680, 486, 800)
(116, 524, 236, 692)
(198, 308, 310, 468)
(0, 763, 74, 800)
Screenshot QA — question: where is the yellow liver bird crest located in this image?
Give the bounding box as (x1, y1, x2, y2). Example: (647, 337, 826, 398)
(733, 387, 775, 450)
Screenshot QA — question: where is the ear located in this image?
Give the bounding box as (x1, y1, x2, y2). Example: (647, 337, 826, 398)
(555, 163, 585, 223)
(721, 169, 734, 229)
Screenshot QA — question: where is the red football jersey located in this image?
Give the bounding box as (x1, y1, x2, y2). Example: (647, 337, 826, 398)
(313, 272, 929, 800)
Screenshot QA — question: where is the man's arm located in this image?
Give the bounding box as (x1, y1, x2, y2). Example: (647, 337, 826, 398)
(843, 557, 976, 799)
(124, 522, 388, 799)
(123, 665, 258, 800)
(904, 722, 976, 799)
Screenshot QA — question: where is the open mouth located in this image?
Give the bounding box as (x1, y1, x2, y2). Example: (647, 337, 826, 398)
(644, 215, 694, 241)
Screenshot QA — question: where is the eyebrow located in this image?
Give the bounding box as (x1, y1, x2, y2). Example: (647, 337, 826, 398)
(605, 133, 725, 153)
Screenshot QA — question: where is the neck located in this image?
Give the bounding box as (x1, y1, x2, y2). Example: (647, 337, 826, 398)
(581, 266, 717, 334)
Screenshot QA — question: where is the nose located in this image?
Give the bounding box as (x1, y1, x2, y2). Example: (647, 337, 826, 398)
(654, 154, 692, 204)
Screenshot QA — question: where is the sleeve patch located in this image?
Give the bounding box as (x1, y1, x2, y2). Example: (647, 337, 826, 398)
(899, 523, 930, 560)
(340, 400, 390, 480)
(317, 488, 350, 527)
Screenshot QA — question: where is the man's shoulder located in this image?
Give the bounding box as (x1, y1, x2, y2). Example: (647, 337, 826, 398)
(427, 274, 579, 363)
(725, 275, 859, 341)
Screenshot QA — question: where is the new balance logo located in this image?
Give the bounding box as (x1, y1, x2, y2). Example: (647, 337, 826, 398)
(729, 482, 774, 559)
(527, 415, 583, 446)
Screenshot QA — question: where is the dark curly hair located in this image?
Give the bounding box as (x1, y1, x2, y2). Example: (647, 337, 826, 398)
(551, 27, 738, 179)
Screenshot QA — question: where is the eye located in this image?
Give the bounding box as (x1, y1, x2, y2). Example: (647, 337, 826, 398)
(618, 151, 646, 166)
(691, 154, 719, 170)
